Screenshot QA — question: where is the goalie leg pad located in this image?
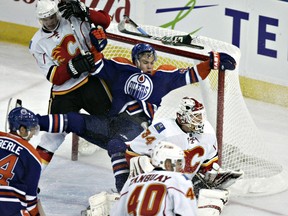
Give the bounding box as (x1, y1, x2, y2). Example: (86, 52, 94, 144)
(88, 192, 109, 216)
(197, 189, 230, 216)
(86, 192, 120, 216)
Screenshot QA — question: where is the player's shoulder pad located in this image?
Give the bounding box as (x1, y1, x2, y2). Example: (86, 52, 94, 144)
(156, 64, 178, 73)
(111, 57, 134, 65)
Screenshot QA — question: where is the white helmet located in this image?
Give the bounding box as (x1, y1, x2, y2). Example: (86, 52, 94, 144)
(36, 0, 58, 19)
(176, 97, 206, 133)
(151, 141, 185, 172)
(36, 0, 60, 31)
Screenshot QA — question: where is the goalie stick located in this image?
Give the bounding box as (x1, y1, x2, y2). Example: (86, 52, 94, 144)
(118, 15, 204, 50)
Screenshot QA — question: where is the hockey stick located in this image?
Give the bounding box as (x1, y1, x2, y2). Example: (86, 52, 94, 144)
(118, 15, 204, 50)
(37, 198, 46, 216)
(68, 18, 86, 55)
(5, 98, 22, 132)
(61, 0, 88, 55)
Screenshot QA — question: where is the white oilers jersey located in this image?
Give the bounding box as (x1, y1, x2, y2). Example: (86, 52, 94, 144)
(111, 170, 197, 216)
(29, 17, 92, 93)
(129, 118, 218, 179)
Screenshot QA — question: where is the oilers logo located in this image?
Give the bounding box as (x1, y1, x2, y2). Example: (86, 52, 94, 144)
(124, 74, 153, 100)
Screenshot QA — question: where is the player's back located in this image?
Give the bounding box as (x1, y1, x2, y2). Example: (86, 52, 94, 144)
(0, 131, 42, 215)
(112, 169, 197, 216)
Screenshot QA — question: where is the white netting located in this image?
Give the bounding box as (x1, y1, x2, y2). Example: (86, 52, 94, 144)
(105, 22, 288, 196)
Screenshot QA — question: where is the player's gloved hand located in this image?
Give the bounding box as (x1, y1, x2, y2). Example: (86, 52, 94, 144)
(209, 51, 236, 71)
(129, 155, 154, 178)
(58, 1, 88, 21)
(67, 52, 94, 78)
(89, 26, 108, 52)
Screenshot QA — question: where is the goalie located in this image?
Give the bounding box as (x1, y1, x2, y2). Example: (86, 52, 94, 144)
(83, 97, 243, 216)
(126, 97, 244, 215)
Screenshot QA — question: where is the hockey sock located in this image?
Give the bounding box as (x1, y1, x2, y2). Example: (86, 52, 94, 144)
(107, 139, 129, 192)
(37, 112, 86, 134)
(37, 114, 68, 133)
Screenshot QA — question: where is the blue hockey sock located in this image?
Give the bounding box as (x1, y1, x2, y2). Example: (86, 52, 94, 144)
(107, 139, 129, 192)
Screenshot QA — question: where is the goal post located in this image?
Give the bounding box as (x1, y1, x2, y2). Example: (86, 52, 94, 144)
(100, 22, 288, 197)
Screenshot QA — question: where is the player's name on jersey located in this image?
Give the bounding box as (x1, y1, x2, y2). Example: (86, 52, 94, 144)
(0, 138, 23, 155)
(129, 173, 172, 185)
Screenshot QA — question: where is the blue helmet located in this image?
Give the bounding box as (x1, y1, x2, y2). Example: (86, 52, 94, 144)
(8, 107, 39, 132)
(131, 43, 157, 64)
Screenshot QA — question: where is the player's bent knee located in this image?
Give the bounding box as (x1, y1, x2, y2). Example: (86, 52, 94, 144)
(107, 139, 127, 156)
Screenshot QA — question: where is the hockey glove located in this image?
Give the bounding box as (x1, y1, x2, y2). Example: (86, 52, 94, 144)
(209, 51, 236, 71)
(67, 53, 94, 78)
(58, 1, 88, 21)
(203, 163, 244, 189)
(129, 155, 154, 178)
(89, 26, 108, 52)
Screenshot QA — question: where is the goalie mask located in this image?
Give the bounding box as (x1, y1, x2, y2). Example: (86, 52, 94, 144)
(36, 0, 60, 31)
(176, 97, 206, 133)
(151, 141, 185, 172)
(131, 43, 157, 65)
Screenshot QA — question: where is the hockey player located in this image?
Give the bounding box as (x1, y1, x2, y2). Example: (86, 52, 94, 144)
(111, 141, 198, 216)
(0, 107, 42, 216)
(29, 0, 112, 170)
(127, 97, 218, 179)
(34, 42, 236, 192)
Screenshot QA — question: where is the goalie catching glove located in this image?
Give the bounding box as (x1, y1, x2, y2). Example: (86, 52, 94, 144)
(89, 26, 108, 52)
(67, 52, 95, 78)
(58, 0, 88, 21)
(201, 163, 244, 190)
(209, 51, 236, 71)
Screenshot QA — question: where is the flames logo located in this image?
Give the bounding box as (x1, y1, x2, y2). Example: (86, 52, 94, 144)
(51, 34, 80, 65)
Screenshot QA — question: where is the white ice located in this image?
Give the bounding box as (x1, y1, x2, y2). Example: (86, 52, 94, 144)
(0, 42, 287, 216)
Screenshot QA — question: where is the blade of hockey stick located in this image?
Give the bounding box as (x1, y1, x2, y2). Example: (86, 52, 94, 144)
(38, 199, 46, 216)
(118, 15, 204, 50)
(5, 98, 22, 132)
(122, 15, 150, 36)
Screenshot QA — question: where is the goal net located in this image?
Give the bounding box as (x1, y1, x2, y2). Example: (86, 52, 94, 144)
(104, 21, 288, 197)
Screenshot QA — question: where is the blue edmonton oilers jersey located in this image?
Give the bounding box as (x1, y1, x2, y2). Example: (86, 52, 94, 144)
(0, 131, 42, 215)
(91, 57, 201, 119)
